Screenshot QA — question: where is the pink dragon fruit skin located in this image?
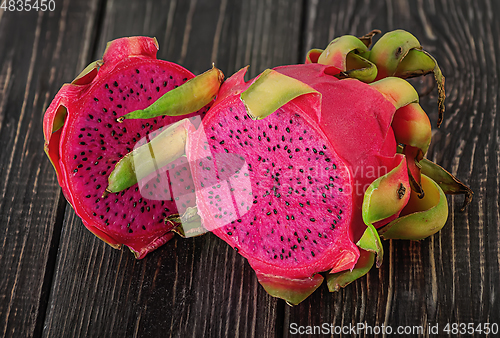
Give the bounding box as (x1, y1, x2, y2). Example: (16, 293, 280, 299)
(43, 37, 207, 258)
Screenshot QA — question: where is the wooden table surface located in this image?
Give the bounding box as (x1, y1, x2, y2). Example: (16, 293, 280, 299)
(1, 0, 498, 337)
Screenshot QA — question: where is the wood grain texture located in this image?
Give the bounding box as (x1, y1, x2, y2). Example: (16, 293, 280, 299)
(0, 0, 498, 337)
(0, 1, 102, 337)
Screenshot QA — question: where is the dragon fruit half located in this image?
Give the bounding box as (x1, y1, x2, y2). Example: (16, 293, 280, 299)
(43, 37, 222, 258)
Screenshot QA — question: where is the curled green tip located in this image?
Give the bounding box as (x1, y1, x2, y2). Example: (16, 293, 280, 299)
(421, 50, 446, 127)
(420, 156, 473, 211)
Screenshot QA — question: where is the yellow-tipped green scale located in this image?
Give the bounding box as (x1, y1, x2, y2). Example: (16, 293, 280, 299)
(326, 249, 375, 292)
(240, 69, 320, 120)
(360, 155, 411, 267)
(369, 29, 421, 80)
(328, 157, 413, 289)
(379, 174, 449, 240)
(369, 76, 419, 109)
(392, 103, 432, 155)
(105, 119, 191, 196)
(117, 66, 224, 122)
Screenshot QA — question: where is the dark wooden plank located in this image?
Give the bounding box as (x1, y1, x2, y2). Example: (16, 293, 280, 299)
(42, 1, 303, 337)
(0, 1, 103, 337)
(283, 0, 500, 336)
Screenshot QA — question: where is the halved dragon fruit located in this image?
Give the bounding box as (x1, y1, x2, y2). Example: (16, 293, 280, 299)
(43, 37, 222, 258)
(190, 61, 470, 303)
